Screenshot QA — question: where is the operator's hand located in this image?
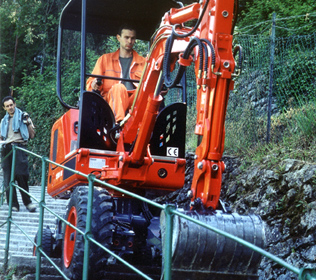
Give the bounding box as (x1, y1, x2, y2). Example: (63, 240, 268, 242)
(91, 78, 103, 92)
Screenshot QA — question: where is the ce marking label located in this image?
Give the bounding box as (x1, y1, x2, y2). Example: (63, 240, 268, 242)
(167, 147, 179, 157)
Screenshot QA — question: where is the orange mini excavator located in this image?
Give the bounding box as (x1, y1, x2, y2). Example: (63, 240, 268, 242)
(43, 0, 265, 279)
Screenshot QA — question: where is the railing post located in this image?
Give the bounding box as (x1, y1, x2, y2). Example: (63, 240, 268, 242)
(3, 145, 17, 271)
(1, 180, 4, 206)
(299, 267, 316, 280)
(35, 156, 48, 280)
(2, 145, 316, 280)
(163, 204, 175, 280)
(82, 174, 95, 280)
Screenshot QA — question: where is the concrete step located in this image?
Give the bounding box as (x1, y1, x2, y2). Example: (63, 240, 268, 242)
(8, 256, 64, 280)
(0, 185, 69, 271)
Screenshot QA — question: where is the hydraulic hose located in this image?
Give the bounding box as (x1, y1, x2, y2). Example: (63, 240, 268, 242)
(172, 0, 210, 38)
(201, 39, 216, 68)
(162, 0, 210, 88)
(163, 36, 204, 88)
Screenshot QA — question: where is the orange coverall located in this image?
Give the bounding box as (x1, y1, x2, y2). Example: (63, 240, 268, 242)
(87, 49, 146, 121)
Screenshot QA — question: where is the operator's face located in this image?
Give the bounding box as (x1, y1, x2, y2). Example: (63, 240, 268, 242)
(3, 99, 16, 117)
(117, 29, 136, 52)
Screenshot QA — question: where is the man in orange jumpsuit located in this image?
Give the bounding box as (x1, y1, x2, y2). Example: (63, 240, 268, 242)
(87, 24, 146, 122)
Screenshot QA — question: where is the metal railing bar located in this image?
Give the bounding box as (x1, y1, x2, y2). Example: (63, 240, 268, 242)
(15, 145, 42, 159)
(93, 177, 165, 210)
(173, 209, 301, 275)
(10, 182, 38, 204)
(47, 154, 165, 210)
(162, 204, 175, 280)
(82, 177, 93, 280)
(85, 232, 154, 280)
(45, 157, 91, 177)
(1, 145, 316, 280)
(35, 157, 48, 280)
(10, 220, 36, 245)
(36, 248, 70, 280)
(0, 221, 7, 228)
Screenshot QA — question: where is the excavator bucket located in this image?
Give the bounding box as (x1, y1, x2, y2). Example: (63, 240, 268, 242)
(161, 210, 265, 280)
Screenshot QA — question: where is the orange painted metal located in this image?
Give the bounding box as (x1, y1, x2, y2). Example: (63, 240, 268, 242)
(47, 109, 80, 197)
(47, 106, 185, 198)
(49, 0, 237, 211)
(167, 3, 201, 25)
(191, 0, 236, 209)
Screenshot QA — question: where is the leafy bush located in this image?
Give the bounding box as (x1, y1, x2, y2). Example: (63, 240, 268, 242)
(16, 65, 65, 184)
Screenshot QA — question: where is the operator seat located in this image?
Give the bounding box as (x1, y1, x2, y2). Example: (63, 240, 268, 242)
(77, 91, 116, 150)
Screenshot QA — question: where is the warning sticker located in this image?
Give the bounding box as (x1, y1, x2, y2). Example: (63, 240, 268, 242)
(89, 158, 106, 169)
(166, 147, 179, 157)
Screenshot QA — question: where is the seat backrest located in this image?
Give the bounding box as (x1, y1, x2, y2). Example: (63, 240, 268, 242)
(149, 102, 186, 158)
(78, 91, 116, 150)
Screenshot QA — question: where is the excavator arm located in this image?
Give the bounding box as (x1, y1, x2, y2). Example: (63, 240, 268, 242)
(116, 0, 237, 210)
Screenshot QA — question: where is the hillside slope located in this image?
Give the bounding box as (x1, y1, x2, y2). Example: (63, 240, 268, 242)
(221, 156, 316, 279)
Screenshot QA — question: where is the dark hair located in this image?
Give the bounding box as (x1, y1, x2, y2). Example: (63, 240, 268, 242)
(118, 23, 136, 36)
(2, 96, 15, 106)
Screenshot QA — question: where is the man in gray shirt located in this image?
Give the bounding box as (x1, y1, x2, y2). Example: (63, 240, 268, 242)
(1, 96, 36, 212)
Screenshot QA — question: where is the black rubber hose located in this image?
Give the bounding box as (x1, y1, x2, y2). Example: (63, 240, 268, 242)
(202, 43, 208, 73)
(163, 32, 176, 88)
(183, 37, 204, 72)
(172, 0, 210, 38)
(201, 39, 216, 68)
(163, 37, 204, 88)
(162, 0, 210, 88)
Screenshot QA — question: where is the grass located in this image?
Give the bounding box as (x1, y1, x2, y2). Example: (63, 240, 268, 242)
(0, 266, 17, 280)
(225, 99, 316, 167)
(185, 98, 316, 167)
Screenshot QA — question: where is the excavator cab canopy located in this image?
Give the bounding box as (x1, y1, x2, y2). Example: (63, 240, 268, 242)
(59, 0, 194, 40)
(57, 0, 193, 108)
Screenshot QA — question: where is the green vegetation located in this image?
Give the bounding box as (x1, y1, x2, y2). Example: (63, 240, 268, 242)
(225, 99, 316, 168)
(1, 0, 316, 184)
(237, 0, 316, 36)
(0, 265, 17, 280)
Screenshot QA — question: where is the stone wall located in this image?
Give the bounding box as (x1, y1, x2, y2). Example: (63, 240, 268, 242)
(221, 156, 316, 279)
(150, 152, 316, 278)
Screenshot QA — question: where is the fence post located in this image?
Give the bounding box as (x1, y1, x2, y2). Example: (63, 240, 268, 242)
(3, 146, 17, 271)
(266, 12, 276, 143)
(82, 174, 95, 280)
(35, 156, 48, 280)
(163, 204, 175, 280)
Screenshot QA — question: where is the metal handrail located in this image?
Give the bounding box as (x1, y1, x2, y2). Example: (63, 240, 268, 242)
(0, 149, 13, 206)
(0, 145, 315, 280)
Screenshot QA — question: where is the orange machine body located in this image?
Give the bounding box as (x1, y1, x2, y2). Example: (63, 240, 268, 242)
(47, 108, 186, 198)
(48, 0, 237, 211)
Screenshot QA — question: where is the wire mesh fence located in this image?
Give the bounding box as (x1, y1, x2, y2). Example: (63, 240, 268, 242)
(165, 13, 316, 153)
(229, 14, 316, 151)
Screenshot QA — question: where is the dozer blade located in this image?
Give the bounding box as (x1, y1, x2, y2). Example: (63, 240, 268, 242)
(161, 210, 265, 280)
